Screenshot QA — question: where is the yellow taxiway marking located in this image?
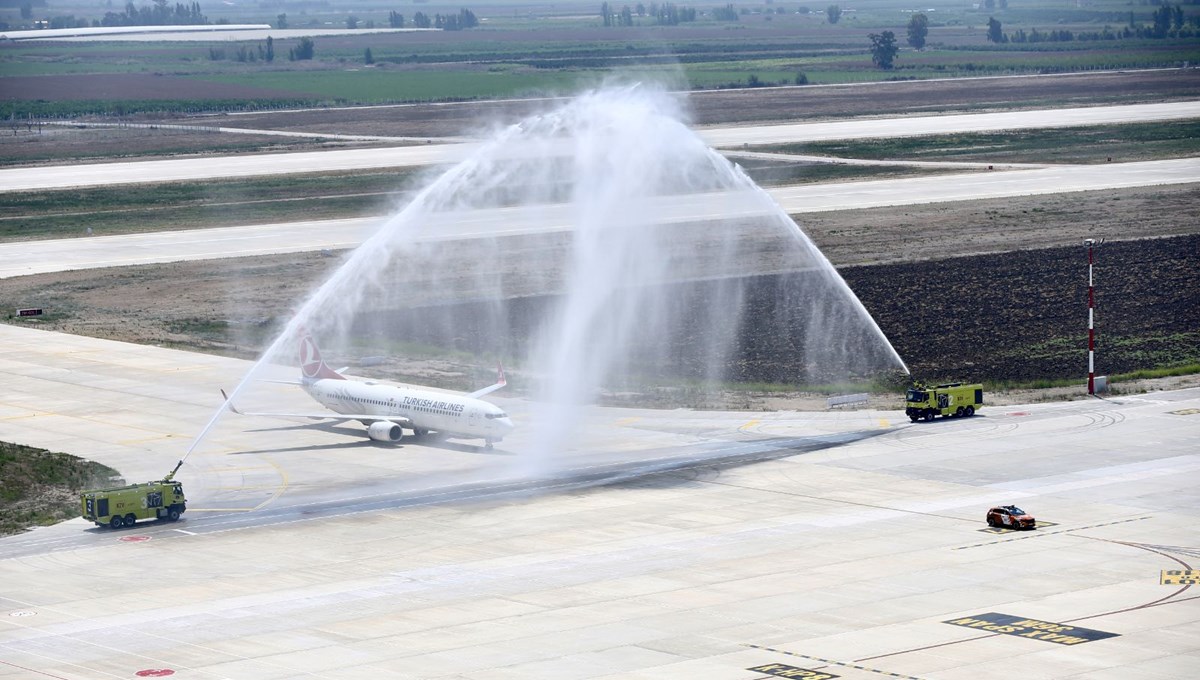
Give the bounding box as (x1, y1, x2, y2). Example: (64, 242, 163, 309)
(739, 419, 761, 431)
(1161, 569, 1200, 585)
(252, 455, 290, 511)
(0, 412, 49, 421)
(186, 508, 257, 512)
(614, 417, 641, 426)
(878, 418, 890, 428)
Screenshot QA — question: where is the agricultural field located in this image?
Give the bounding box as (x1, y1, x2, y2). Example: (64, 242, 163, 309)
(3, 0, 1199, 117)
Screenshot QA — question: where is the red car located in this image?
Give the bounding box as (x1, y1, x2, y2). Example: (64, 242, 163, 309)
(987, 505, 1036, 530)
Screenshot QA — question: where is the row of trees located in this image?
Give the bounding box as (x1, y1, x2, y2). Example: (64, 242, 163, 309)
(987, 5, 1195, 44)
(101, 0, 206, 27)
(600, 2, 697, 26)
(20, 0, 208, 29)
(384, 9, 478, 30)
(209, 41, 272, 62)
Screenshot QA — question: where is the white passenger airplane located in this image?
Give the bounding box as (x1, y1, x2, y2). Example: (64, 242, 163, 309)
(224, 332, 514, 447)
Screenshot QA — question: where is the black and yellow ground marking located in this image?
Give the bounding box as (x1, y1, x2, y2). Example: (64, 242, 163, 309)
(747, 663, 838, 679)
(744, 645, 927, 680)
(943, 613, 1118, 645)
(977, 520, 1057, 534)
(1169, 408, 1200, 416)
(955, 516, 1150, 550)
(1161, 569, 1200, 585)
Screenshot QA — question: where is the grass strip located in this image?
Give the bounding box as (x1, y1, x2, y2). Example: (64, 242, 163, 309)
(0, 441, 124, 536)
(749, 120, 1200, 165)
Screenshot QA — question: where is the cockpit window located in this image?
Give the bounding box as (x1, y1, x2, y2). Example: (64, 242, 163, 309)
(485, 412, 509, 419)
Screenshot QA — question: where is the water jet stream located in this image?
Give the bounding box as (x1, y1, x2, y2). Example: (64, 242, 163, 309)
(188, 84, 907, 472)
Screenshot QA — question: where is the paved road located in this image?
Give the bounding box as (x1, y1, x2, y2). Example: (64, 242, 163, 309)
(3, 101, 1197, 193)
(1, 325, 1197, 679)
(3, 157, 1197, 279)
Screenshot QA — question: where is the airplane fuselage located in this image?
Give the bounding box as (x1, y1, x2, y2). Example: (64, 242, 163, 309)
(302, 377, 513, 443)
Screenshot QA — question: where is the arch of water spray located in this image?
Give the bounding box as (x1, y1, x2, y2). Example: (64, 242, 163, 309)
(188, 83, 906, 462)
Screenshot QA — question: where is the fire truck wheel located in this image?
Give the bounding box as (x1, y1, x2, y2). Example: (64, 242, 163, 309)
(168, 508, 181, 522)
(124, 514, 137, 527)
(109, 516, 124, 529)
(965, 406, 975, 417)
(923, 411, 935, 422)
(955, 407, 964, 417)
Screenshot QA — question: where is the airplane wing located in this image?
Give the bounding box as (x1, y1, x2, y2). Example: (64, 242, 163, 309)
(467, 362, 507, 399)
(220, 390, 411, 425)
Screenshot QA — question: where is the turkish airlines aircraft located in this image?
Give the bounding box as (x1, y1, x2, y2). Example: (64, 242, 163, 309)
(225, 333, 514, 447)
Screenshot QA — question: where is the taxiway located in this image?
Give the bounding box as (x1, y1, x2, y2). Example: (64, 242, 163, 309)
(1, 325, 1197, 679)
(2, 101, 1197, 193)
(2, 157, 1197, 279)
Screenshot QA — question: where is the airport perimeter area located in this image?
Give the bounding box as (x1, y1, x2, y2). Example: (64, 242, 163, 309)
(1, 326, 1198, 679)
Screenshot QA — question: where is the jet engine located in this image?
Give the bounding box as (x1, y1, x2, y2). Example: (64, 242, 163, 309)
(366, 421, 404, 442)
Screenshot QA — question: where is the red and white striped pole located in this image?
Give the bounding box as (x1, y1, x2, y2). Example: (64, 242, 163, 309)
(1084, 238, 1100, 395)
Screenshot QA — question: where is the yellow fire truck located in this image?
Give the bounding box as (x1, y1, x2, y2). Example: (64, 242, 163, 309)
(81, 464, 186, 529)
(905, 381, 983, 422)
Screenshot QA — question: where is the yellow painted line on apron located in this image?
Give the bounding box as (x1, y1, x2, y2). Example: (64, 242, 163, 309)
(251, 456, 290, 512)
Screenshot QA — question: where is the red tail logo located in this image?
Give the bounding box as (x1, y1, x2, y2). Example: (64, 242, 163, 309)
(298, 332, 344, 380)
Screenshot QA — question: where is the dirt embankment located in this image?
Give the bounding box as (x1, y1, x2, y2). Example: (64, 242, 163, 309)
(4, 207, 1195, 398)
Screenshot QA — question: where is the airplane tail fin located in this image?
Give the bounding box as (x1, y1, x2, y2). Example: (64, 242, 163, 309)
(298, 329, 346, 381)
(466, 362, 507, 399)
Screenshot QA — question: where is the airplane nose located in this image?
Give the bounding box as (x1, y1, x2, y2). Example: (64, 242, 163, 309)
(499, 417, 515, 432)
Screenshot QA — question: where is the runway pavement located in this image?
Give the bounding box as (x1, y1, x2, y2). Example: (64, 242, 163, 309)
(1, 325, 1197, 679)
(2, 101, 1197, 193)
(2, 157, 1196, 279)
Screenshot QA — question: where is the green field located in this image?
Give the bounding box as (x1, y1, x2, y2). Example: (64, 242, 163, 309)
(3, 0, 1198, 116)
(0, 171, 415, 241)
(754, 120, 1200, 164)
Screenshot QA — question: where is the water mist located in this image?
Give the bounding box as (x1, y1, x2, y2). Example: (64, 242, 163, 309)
(190, 83, 907, 478)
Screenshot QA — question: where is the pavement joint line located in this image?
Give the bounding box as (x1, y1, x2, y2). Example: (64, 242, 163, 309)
(744, 644, 929, 680)
(0, 599, 339, 680)
(698, 478, 976, 524)
(953, 516, 1152, 550)
(1, 656, 115, 680)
